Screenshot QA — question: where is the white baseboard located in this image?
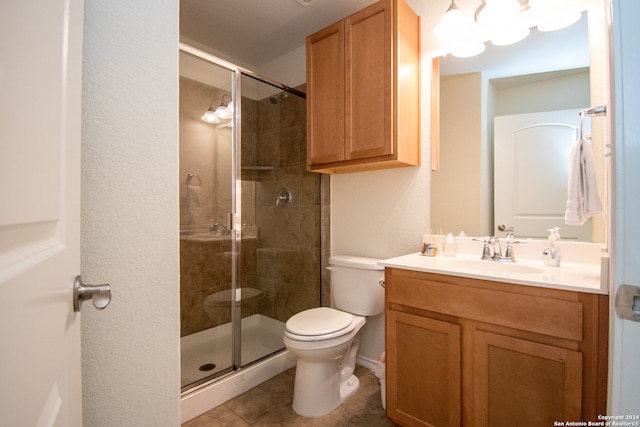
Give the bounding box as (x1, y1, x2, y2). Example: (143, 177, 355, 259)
(356, 354, 378, 371)
(180, 350, 296, 423)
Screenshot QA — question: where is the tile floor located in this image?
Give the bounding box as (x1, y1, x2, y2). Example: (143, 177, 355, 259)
(182, 365, 397, 426)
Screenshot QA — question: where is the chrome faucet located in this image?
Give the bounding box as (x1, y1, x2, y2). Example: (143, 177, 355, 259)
(210, 222, 230, 236)
(474, 231, 525, 263)
(474, 236, 500, 260)
(492, 236, 503, 260)
(501, 225, 527, 262)
(473, 224, 527, 262)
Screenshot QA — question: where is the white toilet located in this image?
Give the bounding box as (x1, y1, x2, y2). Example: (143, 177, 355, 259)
(283, 255, 385, 417)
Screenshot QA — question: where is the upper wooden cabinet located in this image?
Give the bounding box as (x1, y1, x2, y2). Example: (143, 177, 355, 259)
(306, 0, 420, 174)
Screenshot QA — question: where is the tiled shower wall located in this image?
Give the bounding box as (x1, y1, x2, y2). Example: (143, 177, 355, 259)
(179, 79, 324, 336)
(249, 85, 322, 323)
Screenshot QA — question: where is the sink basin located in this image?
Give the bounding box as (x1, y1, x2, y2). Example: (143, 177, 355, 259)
(441, 259, 544, 275)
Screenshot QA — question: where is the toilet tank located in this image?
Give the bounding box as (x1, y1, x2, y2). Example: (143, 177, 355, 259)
(328, 255, 385, 316)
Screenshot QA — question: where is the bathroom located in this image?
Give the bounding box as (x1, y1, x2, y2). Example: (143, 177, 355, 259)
(178, 0, 612, 422)
(70, 0, 639, 426)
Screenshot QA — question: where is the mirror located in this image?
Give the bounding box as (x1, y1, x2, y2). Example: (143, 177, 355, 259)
(431, 2, 608, 243)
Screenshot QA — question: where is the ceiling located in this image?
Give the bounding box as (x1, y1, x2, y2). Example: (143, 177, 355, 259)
(180, 0, 379, 67)
(179, 0, 591, 78)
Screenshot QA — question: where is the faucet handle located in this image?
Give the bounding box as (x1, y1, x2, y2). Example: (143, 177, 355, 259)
(473, 236, 494, 260)
(498, 224, 515, 239)
(504, 244, 515, 261)
(210, 222, 230, 235)
(503, 238, 526, 261)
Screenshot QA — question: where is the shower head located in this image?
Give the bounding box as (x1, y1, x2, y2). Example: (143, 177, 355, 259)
(269, 92, 289, 104)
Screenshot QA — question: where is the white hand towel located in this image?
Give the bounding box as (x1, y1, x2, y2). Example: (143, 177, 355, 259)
(187, 184, 201, 207)
(565, 138, 602, 225)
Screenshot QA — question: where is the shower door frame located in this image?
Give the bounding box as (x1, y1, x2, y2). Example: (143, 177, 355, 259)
(179, 43, 308, 393)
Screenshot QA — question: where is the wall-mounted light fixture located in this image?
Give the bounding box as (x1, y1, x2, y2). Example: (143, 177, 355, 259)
(434, 0, 487, 57)
(434, 0, 585, 58)
(476, 0, 530, 46)
(434, 0, 472, 40)
(201, 94, 233, 123)
(475, 0, 521, 26)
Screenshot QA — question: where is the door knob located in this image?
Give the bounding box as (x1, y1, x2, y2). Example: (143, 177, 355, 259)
(615, 284, 640, 321)
(73, 275, 112, 312)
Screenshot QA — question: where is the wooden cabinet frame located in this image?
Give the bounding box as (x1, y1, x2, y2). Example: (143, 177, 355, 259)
(306, 0, 420, 173)
(387, 310, 461, 427)
(473, 331, 583, 427)
(385, 267, 608, 427)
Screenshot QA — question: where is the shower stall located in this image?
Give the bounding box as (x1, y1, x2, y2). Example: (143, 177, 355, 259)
(178, 46, 322, 398)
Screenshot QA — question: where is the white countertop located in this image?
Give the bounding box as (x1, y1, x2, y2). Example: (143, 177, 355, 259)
(379, 251, 608, 295)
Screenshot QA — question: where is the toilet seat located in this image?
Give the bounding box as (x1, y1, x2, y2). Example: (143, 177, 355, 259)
(285, 307, 356, 341)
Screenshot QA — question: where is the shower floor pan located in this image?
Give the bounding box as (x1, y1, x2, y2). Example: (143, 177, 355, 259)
(180, 314, 285, 389)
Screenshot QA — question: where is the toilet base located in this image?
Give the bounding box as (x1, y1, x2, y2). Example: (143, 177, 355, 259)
(340, 373, 360, 402)
(291, 357, 360, 418)
(284, 313, 366, 418)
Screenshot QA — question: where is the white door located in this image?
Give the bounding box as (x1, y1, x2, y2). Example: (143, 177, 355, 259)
(494, 109, 592, 240)
(610, 0, 640, 414)
(0, 1, 85, 425)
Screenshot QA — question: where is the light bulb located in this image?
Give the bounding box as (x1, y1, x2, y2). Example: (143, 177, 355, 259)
(434, 1, 476, 40)
(201, 109, 220, 123)
(476, 0, 521, 26)
(215, 105, 229, 119)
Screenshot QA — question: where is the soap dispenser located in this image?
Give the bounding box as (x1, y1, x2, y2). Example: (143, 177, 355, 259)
(542, 227, 562, 267)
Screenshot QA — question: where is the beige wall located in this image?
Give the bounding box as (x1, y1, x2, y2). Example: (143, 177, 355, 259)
(432, 73, 484, 236)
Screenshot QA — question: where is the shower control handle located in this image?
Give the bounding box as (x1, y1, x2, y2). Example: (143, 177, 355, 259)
(73, 275, 112, 312)
(276, 188, 292, 207)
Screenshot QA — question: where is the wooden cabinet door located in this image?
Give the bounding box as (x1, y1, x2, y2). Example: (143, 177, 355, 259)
(473, 331, 583, 427)
(307, 21, 345, 166)
(345, 0, 392, 160)
(387, 310, 461, 427)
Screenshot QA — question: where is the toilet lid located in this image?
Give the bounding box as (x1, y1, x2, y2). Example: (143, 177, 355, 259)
(285, 307, 354, 336)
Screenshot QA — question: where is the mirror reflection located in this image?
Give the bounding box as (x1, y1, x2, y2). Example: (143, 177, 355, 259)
(432, 9, 606, 242)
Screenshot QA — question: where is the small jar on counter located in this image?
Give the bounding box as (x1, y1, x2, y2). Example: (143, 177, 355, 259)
(421, 234, 439, 256)
(442, 233, 457, 256)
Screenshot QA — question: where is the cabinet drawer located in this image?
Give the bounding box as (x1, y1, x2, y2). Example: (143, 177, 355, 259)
(386, 269, 583, 341)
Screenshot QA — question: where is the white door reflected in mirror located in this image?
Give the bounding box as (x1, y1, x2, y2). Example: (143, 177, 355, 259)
(494, 108, 592, 240)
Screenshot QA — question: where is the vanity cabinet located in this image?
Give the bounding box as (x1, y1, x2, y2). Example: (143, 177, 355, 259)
(306, 0, 420, 174)
(385, 268, 608, 427)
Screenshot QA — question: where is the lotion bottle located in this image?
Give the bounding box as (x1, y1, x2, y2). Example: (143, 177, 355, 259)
(542, 227, 562, 267)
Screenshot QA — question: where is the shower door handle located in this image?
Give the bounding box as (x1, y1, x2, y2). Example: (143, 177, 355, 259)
(73, 275, 112, 312)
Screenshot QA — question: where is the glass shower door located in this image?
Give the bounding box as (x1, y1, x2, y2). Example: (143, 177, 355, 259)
(179, 50, 237, 390)
(179, 46, 321, 393)
(237, 73, 320, 367)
